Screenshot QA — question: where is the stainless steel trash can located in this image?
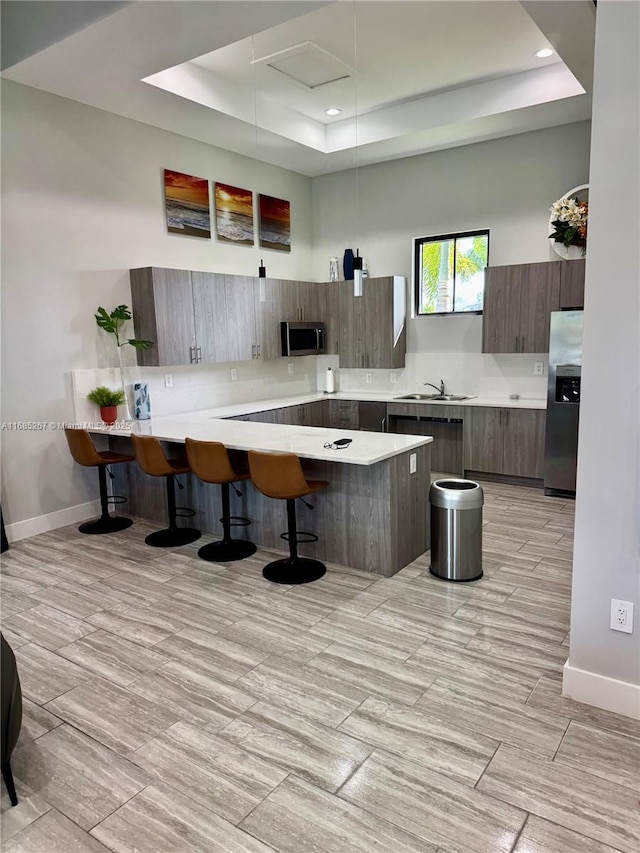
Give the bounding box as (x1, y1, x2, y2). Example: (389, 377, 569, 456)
(429, 479, 483, 581)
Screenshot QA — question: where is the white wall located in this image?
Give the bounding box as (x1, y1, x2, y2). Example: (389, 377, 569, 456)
(564, 1, 640, 717)
(0, 81, 314, 527)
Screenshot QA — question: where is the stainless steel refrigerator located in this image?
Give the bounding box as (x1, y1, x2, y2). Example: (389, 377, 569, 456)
(544, 310, 583, 496)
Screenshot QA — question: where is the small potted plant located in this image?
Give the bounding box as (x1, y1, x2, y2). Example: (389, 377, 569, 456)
(87, 386, 126, 425)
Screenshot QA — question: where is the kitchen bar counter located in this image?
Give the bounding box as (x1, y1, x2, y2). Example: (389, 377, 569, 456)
(97, 414, 432, 576)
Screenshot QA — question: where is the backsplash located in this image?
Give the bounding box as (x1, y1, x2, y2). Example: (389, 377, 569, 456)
(316, 353, 548, 399)
(71, 351, 547, 423)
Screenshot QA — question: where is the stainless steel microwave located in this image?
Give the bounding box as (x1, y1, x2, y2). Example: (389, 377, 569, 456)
(280, 321, 325, 356)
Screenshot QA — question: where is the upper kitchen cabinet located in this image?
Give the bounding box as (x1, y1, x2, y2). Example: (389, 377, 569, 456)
(130, 267, 198, 366)
(280, 280, 325, 323)
(559, 259, 586, 309)
(338, 276, 407, 368)
(222, 274, 282, 361)
(482, 261, 560, 353)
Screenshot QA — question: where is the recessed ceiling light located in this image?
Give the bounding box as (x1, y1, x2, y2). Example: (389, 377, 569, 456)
(325, 108, 341, 116)
(534, 48, 554, 59)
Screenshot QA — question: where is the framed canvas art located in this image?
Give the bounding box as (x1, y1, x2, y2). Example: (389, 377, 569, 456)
(214, 183, 254, 245)
(259, 194, 291, 252)
(164, 169, 211, 238)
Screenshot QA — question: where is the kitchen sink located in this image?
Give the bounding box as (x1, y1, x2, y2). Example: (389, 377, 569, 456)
(394, 393, 471, 402)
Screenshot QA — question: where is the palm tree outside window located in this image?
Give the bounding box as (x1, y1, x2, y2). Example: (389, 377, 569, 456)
(415, 230, 489, 315)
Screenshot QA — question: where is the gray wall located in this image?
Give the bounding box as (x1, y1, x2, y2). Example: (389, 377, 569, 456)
(569, 1, 640, 691)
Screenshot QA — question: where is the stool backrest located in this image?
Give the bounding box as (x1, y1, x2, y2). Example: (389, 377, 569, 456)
(131, 433, 173, 477)
(64, 428, 102, 467)
(185, 438, 236, 484)
(1, 634, 22, 765)
(248, 450, 311, 500)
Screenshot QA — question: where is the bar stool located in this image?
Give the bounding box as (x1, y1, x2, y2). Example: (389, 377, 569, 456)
(185, 438, 257, 562)
(248, 450, 328, 584)
(131, 433, 201, 548)
(64, 428, 134, 534)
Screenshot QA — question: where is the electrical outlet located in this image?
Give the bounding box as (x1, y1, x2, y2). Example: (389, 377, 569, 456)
(534, 362, 544, 376)
(164, 373, 173, 388)
(288, 363, 294, 375)
(230, 368, 238, 381)
(390, 372, 397, 384)
(409, 453, 417, 474)
(365, 373, 373, 384)
(610, 599, 634, 633)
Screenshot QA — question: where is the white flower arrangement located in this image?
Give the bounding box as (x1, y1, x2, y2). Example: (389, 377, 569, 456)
(549, 195, 588, 252)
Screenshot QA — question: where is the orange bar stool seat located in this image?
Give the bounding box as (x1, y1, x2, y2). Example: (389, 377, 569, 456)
(185, 438, 257, 563)
(248, 450, 328, 584)
(131, 433, 201, 548)
(64, 428, 134, 534)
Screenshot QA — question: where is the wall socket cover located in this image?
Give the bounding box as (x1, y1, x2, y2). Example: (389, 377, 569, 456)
(164, 374, 173, 388)
(610, 599, 634, 633)
(390, 373, 397, 383)
(288, 363, 294, 375)
(230, 368, 238, 381)
(365, 373, 373, 384)
(534, 362, 544, 375)
(409, 453, 417, 474)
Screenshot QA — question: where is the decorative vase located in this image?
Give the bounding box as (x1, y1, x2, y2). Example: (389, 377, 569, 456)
(116, 346, 134, 421)
(343, 249, 354, 281)
(329, 257, 339, 281)
(100, 406, 118, 425)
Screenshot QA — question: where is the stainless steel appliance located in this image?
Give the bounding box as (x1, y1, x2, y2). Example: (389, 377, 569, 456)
(544, 310, 583, 496)
(280, 321, 325, 356)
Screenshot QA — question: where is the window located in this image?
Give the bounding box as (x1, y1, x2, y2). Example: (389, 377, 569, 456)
(415, 230, 489, 315)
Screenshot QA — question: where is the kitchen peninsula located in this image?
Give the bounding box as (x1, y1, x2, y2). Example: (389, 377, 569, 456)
(96, 411, 432, 576)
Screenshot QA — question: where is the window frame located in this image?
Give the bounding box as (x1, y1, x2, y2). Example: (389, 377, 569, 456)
(414, 228, 490, 317)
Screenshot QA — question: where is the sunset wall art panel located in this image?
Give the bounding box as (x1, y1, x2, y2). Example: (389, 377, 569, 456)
(214, 183, 254, 245)
(164, 169, 211, 238)
(259, 194, 291, 253)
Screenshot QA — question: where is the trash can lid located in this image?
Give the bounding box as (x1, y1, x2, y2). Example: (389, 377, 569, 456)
(429, 478, 484, 509)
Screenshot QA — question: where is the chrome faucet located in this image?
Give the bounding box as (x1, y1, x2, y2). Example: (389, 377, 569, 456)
(424, 379, 445, 395)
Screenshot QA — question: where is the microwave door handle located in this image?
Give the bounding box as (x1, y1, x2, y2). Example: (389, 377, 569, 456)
(317, 328, 323, 351)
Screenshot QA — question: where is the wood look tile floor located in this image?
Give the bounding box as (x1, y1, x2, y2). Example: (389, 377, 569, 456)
(2, 480, 640, 853)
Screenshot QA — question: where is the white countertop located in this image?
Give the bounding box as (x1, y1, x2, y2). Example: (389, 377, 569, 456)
(93, 410, 432, 466)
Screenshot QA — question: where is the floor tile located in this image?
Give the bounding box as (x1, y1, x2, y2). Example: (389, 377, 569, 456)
(129, 720, 286, 823)
(338, 696, 498, 785)
(84, 602, 188, 646)
(466, 627, 568, 673)
(128, 659, 258, 728)
(91, 782, 275, 852)
(284, 584, 388, 618)
(3, 809, 113, 853)
(237, 659, 367, 727)
(527, 675, 640, 741)
(240, 775, 438, 853)
(220, 701, 373, 792)
(513, 815, 625, 853)
(339, 749, 526, 853)
(217, 613, 331, 663)
(417, 676, 569, 757)
(14, 644, 92, 704)
(155, 627, 269, 681)
(477, 743, 640, 852)
(363, 599, 480, 649)
(1, 780, 52, 841)
(5, 605, 94, 651)
(12, 724, 150, 830)
(304, 642, 436, 705)
(44, 677, 179, 756)
(56, 629, 168, 687)
(554, 721, 640, 792)
(1, 593, 38, 618)
(27, 581, 122, 619)
(18, 698, 62, 743)
(452, 599, 568, 643)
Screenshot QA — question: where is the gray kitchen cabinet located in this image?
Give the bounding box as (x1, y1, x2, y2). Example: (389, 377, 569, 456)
(559, 259, 585, 309)
(358, 401, 388, 432)
(130, 267, 198, 366)
(222, 274, 283, 362)
(328, 399, 359, 430)
(250, 276, 283, 360)
(337, 276, 406, 369)
(482, 262, 560, 353)
(464, 406, 545, 479)
(191, 271, 229, 363)
(280, 280, 325, 323)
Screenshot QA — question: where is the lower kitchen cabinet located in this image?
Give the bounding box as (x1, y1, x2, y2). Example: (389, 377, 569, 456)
(358, 401, 387, 432)
(328, 399, 359, 430)
(463, 406, 546, 479)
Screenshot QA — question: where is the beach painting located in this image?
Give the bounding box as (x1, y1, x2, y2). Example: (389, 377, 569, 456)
(164, 169, 211, 238)
(259, 194, 291, 252)
(214, 183, 254, 245)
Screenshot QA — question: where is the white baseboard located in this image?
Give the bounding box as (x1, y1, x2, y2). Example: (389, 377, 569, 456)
(5, 500, 102, 543)
(563, 661, 640, 720)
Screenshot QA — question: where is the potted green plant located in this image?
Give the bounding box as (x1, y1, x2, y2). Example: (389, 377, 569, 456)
(94, 305, 152, 420)
(87, 386, 126, 425)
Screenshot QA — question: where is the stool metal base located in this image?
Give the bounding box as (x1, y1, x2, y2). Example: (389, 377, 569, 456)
(263, 556, 326, 585)
(79, 515, 133, 535)
(145, 527, 201, 548)
(198, 538, 257, 563)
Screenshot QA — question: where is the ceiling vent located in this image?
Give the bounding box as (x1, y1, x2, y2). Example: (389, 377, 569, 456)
(251, 41, 352, 89)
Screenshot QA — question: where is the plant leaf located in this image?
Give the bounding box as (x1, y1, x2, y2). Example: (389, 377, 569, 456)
(95, 307, 116, 334)
(111, 305, 132, 321)
(128, 339, 153, 349)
